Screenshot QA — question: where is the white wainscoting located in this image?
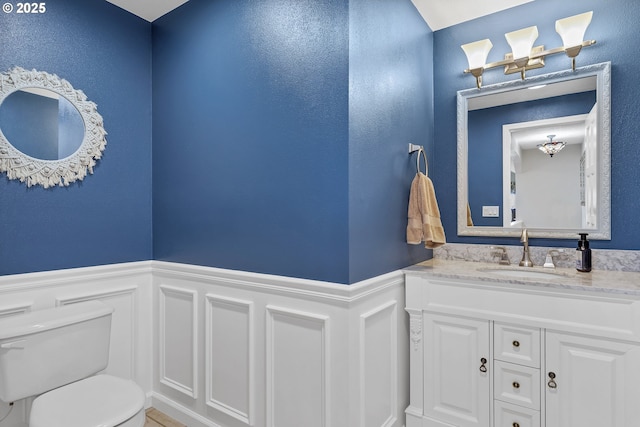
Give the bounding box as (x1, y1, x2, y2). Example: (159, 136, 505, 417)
(360, 301, 399, 427)
(159, 285, 199, 399)
(206, 294, 255, 425)
(266, 305, 330, 427)
(151, 262, 408, 427)
(0, 262, 153, 427)
(0, 261, 408, 427)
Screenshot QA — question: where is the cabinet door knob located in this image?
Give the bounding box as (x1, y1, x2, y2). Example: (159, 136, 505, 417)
(479, 357, 488, 373)
(548, 371, 557, 389)
(512, 381, 520, 389)
(513, 423, 520, 427)
(512, 340, 520, 348)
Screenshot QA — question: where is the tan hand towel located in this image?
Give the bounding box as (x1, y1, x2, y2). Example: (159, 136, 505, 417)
(407, 172, 446, 248)
(406, 175, 424, 245)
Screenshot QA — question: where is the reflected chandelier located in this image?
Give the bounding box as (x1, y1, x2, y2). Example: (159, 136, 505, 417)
(537, 135, 566, 158)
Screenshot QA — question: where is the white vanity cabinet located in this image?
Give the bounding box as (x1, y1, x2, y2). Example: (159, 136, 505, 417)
(544, 332, 640, 427)
(423, 314, 491, 426)
(405, 272, 640, 427)
(493, 323, 541, 426)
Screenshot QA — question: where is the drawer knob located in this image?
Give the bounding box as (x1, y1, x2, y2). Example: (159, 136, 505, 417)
(548, 371, 558, 389)
(513, 423, 520, 427)
(479, 357, 488, 373)
(512, 381, 520, 389)
(512, 340, 520, 348)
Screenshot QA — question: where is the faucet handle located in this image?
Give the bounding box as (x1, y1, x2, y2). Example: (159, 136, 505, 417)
(490, 246, 510, 265)
(543, 249, 563, 269)
(520, 228, 529, 243)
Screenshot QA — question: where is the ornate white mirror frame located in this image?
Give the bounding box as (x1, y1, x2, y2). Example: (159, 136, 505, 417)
(0, 67, 107, 188)
(457, 61, 611, 239)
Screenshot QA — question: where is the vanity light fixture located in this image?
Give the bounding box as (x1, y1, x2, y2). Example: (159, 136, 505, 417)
(537, 134, 566, 158)
(556, 11, 594, 70)
(461, 11, 596, 88)
(461, 39, 493, 89)
(504, 26, 539, 80)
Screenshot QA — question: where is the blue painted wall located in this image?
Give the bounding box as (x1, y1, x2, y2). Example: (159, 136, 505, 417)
(4, 0, 637, 282)
(348, 0, 434, 283)
(434, 0, 640, 249)
(152, 0, 434, 284)
(0, 0, 153, 275)
(152, 0, 351, 283)
(468, 91, 596, 226)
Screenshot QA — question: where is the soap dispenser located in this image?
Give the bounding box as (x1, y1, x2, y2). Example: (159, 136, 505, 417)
(576, 233, 592, 272)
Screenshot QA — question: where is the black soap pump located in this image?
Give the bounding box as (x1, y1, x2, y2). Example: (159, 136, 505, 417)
(576, 233, 592, 272)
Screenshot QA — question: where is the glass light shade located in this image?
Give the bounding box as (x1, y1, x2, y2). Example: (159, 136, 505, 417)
(505, 26, 539, 59)
(461, 39, 493, 70)
(537, 135, 566, 158)
(556, 11, 593, 48)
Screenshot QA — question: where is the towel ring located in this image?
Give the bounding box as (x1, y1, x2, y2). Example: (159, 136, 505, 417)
(416, 148, 428, 175)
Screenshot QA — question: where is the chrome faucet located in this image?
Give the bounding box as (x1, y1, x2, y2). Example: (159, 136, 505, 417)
(519, 228, 534, 267)
(491, 246, 511, 265)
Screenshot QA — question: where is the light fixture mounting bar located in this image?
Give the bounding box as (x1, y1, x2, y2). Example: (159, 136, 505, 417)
(504, 46, 546, 76)
(463, 39, 596, 75)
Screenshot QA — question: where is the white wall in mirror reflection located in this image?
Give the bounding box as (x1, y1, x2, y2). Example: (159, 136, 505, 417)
(502, 108, 597, 230)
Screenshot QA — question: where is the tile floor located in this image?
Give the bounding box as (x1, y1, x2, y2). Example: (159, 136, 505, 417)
(145, 408, 186, 427)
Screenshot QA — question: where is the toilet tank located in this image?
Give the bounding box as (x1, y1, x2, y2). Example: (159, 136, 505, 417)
(0, 300, 114, 402)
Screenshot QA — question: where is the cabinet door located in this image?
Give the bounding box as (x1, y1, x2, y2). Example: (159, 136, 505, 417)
(545, 331, 640, 427)
(424, 314, 490, 427)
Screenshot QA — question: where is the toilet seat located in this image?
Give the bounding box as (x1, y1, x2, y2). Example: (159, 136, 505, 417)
(29, 374, 145, 427)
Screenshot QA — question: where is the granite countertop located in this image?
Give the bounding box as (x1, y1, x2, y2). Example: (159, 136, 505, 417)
(405, 258, 640, 296)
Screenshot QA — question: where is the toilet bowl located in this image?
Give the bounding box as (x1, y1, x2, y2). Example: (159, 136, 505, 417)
(29, 375, 145, 427)
(0, 301, 146, 427)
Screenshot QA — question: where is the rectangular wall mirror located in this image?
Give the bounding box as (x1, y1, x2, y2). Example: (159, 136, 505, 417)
(457, 62, 611, 239)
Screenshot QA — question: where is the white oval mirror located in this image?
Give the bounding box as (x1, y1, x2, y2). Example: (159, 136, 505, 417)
(0, 88, 85, 160)
(0, 67, 107, 188)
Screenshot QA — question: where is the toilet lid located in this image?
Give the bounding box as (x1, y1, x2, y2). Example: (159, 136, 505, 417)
(30, 374, 145, 427)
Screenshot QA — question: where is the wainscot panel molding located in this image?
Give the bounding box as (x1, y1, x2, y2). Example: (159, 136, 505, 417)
(360, 301, 399, 427)
(0, 261, 153, 426)
(205, 294, 255, 425)
(151, 261, 409, 427)
(159, 285, 199, 398)
(0, 261, 407, 427)
(266, 305, 330, 427)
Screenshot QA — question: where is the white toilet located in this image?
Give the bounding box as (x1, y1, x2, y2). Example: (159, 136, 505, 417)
(0, 300, 146, 427)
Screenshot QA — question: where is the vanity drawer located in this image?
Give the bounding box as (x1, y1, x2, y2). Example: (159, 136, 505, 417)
(494, 360, 541, 410)
(495, 400, 541, 427)
(494, 322, 541, 368)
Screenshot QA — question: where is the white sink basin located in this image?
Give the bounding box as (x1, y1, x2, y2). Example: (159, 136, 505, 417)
(480, 268, 564, 280)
